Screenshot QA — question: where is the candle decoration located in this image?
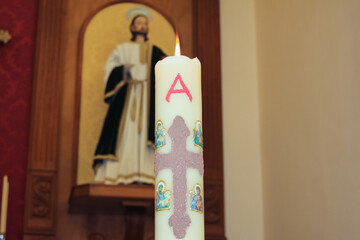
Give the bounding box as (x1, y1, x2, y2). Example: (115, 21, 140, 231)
(154, 35, 204, 240)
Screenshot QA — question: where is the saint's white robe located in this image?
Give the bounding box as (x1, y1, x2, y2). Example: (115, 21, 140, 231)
(95, 42, 155, 184)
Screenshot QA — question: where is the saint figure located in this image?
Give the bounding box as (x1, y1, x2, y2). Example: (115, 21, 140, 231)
(191, 185, 203, 212)
(193, 121, 203, 149)
(156, 183, 170, 210)
(155, 121, 166, 148)
(93, 8, 166, 184)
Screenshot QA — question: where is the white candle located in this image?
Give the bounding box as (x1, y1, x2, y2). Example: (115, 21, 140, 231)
(154, 36, 204, 240)
(1, 176, 9, 234)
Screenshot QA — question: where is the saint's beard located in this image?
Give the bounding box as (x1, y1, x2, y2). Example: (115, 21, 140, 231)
(132, 31, 148, 40)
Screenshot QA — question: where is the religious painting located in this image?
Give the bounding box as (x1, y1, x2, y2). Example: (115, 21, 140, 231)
(189, 184, 204, 213)
(193, 120, 203, 150)
(77, 3, 176, 185)
(155, 180, 171, 211)
(155, 120, 166, 149)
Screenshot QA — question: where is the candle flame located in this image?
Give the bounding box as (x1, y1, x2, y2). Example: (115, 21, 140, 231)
(175, 33, 181, 56)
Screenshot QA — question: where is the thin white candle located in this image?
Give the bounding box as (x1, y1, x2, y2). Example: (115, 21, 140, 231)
(154, 36, 204, 240)
(1, 176, 9, 234)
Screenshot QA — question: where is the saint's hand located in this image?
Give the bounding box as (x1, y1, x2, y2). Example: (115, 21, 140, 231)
(124, 64, 134, 71)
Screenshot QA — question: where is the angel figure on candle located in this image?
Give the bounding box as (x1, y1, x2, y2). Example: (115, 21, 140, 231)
(93, 7, 166, 184)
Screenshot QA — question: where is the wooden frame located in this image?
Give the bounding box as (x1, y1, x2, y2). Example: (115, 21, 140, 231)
(24, 0, 225, 239)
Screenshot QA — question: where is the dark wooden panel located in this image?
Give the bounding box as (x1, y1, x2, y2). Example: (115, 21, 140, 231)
(194, 0, 226, 239)
(195, 0, 224, 178)
(69, 184, 154, 214)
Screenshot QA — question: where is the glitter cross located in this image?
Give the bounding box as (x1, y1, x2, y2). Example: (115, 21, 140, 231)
(155, 116, 204, 239)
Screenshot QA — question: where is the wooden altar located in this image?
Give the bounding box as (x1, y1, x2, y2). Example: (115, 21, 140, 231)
(23, 0, 225, 239)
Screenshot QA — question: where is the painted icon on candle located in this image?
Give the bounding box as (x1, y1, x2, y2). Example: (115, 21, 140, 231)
(189, 184, 204, 213)
(155, 180, 171, 211)
(155, 120, 167, 149)
(193, 121, 203, 150)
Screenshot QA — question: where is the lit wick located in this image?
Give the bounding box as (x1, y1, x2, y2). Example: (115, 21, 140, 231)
(175, 33, 181, 56)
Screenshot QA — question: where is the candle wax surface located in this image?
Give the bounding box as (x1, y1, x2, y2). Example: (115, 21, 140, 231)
(154, 54, 204, 240)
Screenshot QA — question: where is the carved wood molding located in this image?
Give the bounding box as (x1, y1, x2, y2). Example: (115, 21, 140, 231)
(24, 0, 64, 237)
(24, 171, 57, 234)
(27, 0, 64, 170)
(204, 181, 226, 239)
(31, 175, 53, 218)
(205, 183, 222, 225)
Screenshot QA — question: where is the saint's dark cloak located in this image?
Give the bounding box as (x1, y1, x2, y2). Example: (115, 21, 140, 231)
(93, 45, 166, 169)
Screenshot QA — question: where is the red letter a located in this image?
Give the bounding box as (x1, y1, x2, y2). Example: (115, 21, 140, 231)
(165, 73, 193, 102)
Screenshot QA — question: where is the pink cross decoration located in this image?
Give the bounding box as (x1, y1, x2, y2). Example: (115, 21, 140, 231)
(155, 116, 204, 239)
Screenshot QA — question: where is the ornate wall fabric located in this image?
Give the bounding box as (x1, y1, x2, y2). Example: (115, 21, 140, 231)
(0, 0, 38, 238)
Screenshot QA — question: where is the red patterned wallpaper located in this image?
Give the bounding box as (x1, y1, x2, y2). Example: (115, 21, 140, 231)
(0, 0, 38, 238)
